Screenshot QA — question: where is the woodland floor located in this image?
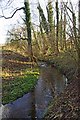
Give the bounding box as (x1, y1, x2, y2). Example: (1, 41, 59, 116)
(44, 77, 79, 119)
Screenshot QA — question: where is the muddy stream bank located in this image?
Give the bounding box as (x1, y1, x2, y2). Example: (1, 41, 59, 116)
(2, 63, 68, 119)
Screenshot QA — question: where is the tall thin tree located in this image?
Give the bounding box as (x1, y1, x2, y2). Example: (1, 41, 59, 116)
(47, 0, 55, 53)
(37, 3, 49, 35)
(63, 4, 67, 50)
(60, 2, 63, 50)
(55, 0, 59, 54)
(24, 0, 33, 61)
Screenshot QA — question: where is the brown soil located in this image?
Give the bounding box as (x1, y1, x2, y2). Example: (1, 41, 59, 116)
(45, 71, 80, 120)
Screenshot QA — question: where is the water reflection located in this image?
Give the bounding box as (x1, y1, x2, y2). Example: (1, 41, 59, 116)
(35, 66, 67, 118)
(30, 90, 36, 120)
(2, 65, 67, 119)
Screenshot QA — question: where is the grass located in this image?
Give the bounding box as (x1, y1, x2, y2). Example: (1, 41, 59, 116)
(2, 68, 39, 105)
(2, 49, 39, 105)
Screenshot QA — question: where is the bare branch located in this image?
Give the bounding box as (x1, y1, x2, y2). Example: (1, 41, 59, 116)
(17, 37, 28, 41)
(0, 7, 24, 19)
(8, 30, 28, 41)
(63, 2, 74, 14)
(6, 0, 14, 7)
(63, 2, 79, 32)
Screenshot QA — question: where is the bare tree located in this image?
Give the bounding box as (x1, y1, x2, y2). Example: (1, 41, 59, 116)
(55, 0, 59, 54)
(63, 1, 80, 80)
(63, 4, 67, 50)
(0, 0, 36, 63)
(60, 2, 63, 50)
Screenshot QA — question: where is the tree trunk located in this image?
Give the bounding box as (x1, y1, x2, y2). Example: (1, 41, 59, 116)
(47, 0, 55, 53)
(32, 25, 40, 50)
(55, 0, 59, 54)
(60, 3, 63, 50)
(24, 0, 33, 62)
(39, 18, 48, 54)
(63, 8, 67, 51)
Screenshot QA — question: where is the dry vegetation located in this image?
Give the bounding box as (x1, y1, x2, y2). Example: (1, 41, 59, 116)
(44, 50, 80, 119)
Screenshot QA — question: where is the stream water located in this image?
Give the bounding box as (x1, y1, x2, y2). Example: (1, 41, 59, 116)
(1, 64, 68, 119)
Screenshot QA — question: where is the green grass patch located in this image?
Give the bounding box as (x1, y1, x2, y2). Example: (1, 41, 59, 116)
(2, 68, 39, 105)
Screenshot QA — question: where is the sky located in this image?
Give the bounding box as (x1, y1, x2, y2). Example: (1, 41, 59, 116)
(0, 0, 78, 44)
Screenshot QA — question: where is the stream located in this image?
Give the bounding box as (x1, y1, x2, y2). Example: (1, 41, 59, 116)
(1, 64, 68, 119)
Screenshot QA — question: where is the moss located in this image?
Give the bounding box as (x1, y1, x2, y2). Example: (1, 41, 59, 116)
(2, 68, 39, 105)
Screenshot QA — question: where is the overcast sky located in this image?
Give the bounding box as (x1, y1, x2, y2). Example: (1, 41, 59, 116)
(0, 0, 78, 44)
